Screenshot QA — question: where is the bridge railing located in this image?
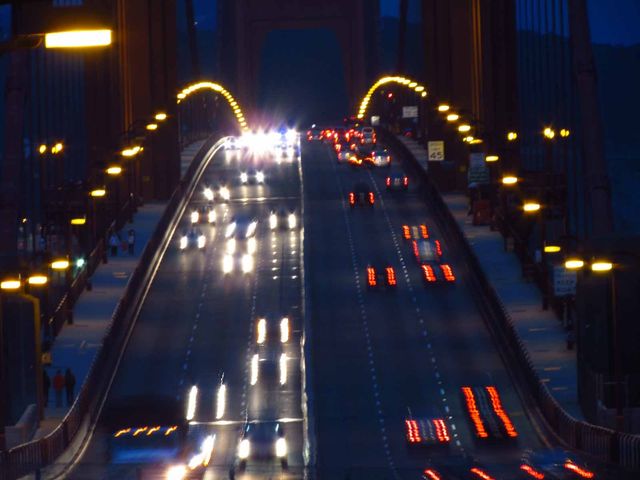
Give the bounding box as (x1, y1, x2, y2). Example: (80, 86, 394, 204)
(0, 133, 224, 480)
(380, 128, 640, 472)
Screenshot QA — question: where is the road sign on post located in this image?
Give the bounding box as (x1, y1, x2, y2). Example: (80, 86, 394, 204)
(467, 153, 490, 185)
(402, 106, 418, 118)
(371, 115, 380, 126)
(553, 265, 577, 296)
(427, 141, 445, 161)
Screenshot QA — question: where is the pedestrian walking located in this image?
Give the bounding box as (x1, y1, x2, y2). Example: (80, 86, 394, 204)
(52, 370, 64, 407)
(109, 232, 119, 256)
(65, 368, 76, 406)
(127, 229, 136, 255)
(42, 370, 50, 406)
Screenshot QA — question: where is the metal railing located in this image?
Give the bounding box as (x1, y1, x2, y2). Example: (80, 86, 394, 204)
(0, 134, 223, 479)
(380, 128, 640, 471)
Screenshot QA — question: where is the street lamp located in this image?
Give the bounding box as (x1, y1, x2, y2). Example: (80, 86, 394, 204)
(486, 155, 500, 163)
(50, 259, 70, 271)
(146, 123, 158, 131)
(38, 144, 47, 155)
(523, 201, 541, 212)
(437, 104, 450, 112)
(446, 113, 459, 122)
(90, 188, 107, 198)
(70, 217, 86, 225)
(155, 112, 168, 121)
(27, 274, 48, 286)
(106, 165, 123, 176)
(0, 277, 22, 290)
(44, 29, 113, 49)
(565, 258, 585, 270)
(458, 124, 472, 133)
(544, 245, 562, 253)
(591, 261, 613, 272)
(502, 175, 518, 185)
(121, 146, 142, 157)
(543, 127, 556, 139)
(507, 131, 518, 142)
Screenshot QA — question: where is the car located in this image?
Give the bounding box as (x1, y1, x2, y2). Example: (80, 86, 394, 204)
(366, 263, 397, 288)
(237, 421, 288, 470)
(255, 316, 290, 345)
(349, 183, 375, 206)
(306, 127, 321, 141)
(412, 239, 442, 263)
(386, 172, 408, 190)
(402, 224, 430, 241)
(336, 147, 352, 163)
(405, 417, 451, 446)
(519, 449, 597, 479)
(179, 229, 206, 251)
(360, 126, 376, 145)
(249, 345, 287, 386)
(239, 168, 265, 185)
(461, 385, 518, 441)
(420, 263, 456, 284)
(268, 208, 297, 230)
(367, 148, 391, 167)
(218, 183, 231, 202)
(224, 136, 239, 150)
(190, 205, 216, 225)
(225, 215, 258, 239)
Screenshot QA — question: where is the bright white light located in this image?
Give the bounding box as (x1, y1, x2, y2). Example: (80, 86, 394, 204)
(186, 385, 198, 421)
(219, 186, 230, 201)
(207, 210, 216, 224)
(275, 437, 287, 458)
(179, 236, 188, 250)
(240, 172, 248, 184)
(250, 354, 259, 385)
(226, 238, 236, 254)
(188, 434, 215, 469)
(223, 254, 233, 273)
(203, 187, 214, 201)
(247, 237, 257, 254)
(241, 254, 254, 273)
(216, 384, 226, 420)
(238, 438, 250, 459)
(256, 171, 265, 184)
(166, 465, 187, 480)
(257, 318, 266, 344)
(246, 221, 258, 238)
(188, 453, 203, 470)
(225, 222, 236, 238)
(288, 213, 297, 230)
(197, 235, 206, 249)
(269, 213, 278, 230)
(280, 317, 289, 343)
(279, 353, 288, 385)
(285, 129, 297, 144)
(190, 211, 199, 224)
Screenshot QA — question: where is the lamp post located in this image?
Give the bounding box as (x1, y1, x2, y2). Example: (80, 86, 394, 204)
(523, 200, 551, 309)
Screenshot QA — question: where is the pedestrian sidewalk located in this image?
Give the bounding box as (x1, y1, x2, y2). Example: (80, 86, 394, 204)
(32, 141, 206, 442)
(442, 193, 583, 420)
(398, 135, 430, 170)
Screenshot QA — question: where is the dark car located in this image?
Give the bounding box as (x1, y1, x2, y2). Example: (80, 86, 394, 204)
(386, 171, 408, 190)
(519, 449, 597, 479)
(349, 182, 375, 207)
(237, 421, 288, 470)
(365, 262, 397, 289)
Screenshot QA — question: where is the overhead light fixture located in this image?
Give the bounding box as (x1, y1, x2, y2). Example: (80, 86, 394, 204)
(485, 155, 499, 162)
(90, 188, 106, 197)
(45, 29, 113, 49)
(106, 165, 123, 176)
(155, 112, 167, 121)
(70, 217, 86, 225)
(458, 124, 471, 133)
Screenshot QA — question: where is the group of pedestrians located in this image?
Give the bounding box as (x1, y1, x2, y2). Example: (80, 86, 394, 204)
(42, 368, 76, 408)
(108, 228, 136, 257)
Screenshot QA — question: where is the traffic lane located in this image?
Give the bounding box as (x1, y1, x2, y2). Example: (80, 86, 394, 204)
(365, 160, 548, 459)
(303, 142, 394, 476)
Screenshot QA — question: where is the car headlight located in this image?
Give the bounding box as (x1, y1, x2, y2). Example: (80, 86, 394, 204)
(203, 188, 214, 201)
(190, 211, 199, 224)
(220, 186, 230, 201)
(179, 236, 188, 250)
(166, 465, 187, 480)
(241, 254, 254, 273)
(226, 238, 236, 254)
(269, 213, 278, 230)
(238, 439, 250, 459)
(275, 437, 287, 458)
(225, 222, 236, 238)
(197, 235, 205, 249)
(287, 213, 297, 229)
(256, 171, 265, 183)
(207, 210, 216, 223)
(246, 221, 258, 238)
(240, 172, 248, 183)
(279, 353, 287, 385)
(222, 254, 233, 274)
(247, 237, 257, 254)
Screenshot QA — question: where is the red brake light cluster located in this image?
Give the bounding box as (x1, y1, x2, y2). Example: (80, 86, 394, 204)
(435, 239, 443, 257)
(367, 267, 377, 286)
(412, 240, 419, 258)
(405, 419, 421, 443)
(420, 224, 429, 238)
(402, 225, 410, 239)
(349, 192, 355, 205)
(486, 386, 518, 437)
(368, 192, 375, 204)
(520, 464, 545, 479)
(335, 143, 341, 152)
(403, 176, 408, 186)
(440, 264, 456, 282)
(469, 468, 496, 480)
(422, 265, 437, 282)
(564, 461, 594, 478)
(423, 470, 442, 480)
(433, 418, 450, 442)
(386, 177, 391, 187)
(386, 267, 397, 286)
(462, 387, 489, 438)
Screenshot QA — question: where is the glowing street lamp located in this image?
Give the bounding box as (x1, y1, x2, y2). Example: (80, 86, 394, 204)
(501, 175, 518, 185)
(446, 113, 459, 122)
(437, 104, 450, 112)
(39, 144, 48, 155)
(544, 245, 562, 253)
(458, 124, 471, 133)
(564, 258, 585, 270)
(155, 112, 168, 121)
(146, 123, 158, 131)
(591, 261, 613, 272)
(51, 259, 70, 270)
(70, 217, 87, 225)
(121, 146, 141, 157)
(543, 127, 556, 139)
(27, 274, 48, 286)
(485, 155, 500, 163)
(106, 165, 123, 176)
(51, 142, 64, 154)
(523, 202, 541, 213)
(90, 188, 106, 198)
(0, 278, 22, 290)
(560, 128, 571, 138)
(45, 29, 113, 49)
(507, 131, 518, 141)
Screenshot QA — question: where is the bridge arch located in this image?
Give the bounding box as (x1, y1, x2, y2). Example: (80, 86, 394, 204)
(356, 75, 428, 120)
(177, 81, 249, 132)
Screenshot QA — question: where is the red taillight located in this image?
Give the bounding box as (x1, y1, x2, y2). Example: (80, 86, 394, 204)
(350, 143, 356, 150)
(563, 462, 594, 478)
(402, 225, 410, 239)
(469, 468, 495, 480)
(422, 265, 437, 282)
(403, 176, 408, 186)
(433, 418, 450, 443)
(386, 177, 391, 187)
(386, 267, 396, 286)
(420, 224, 429, 238)
(462, 387, 489, 438)
(368, 192, 375, 204)
(335, 144, 341, 152)
(412, 240, 419, 258)
(423, 469, 442, 480)
(440, 264, 456, 282)
(405, 419, 421, 443)
(349, 192, 355, 205)
(367, 267, 377, 286)
(435, 239, 442, 257)
(520, 465, 545, 479)
(486, 386, 518, 437)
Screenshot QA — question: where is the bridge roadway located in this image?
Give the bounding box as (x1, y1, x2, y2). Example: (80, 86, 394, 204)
(67, 143, 305, 478)
(305, 140, 550, 479)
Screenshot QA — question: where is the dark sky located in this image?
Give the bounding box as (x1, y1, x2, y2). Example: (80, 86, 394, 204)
(378, 0, 640, 46)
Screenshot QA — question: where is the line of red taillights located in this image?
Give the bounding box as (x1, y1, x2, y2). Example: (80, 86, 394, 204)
(405, 419, 421, 443)
(367, 267, 377, 286)
(423, 469, 442, 480)
(469, 467, 496, 480)
(462, 387, 489, 438)
(520, 464, 545, 479)
(368, 192, 375, 204)
(422, 265, 437, 282)
(485, 386, 518, 437)
(440, 264, 456, 282)
(433, 418, 450, 442)
(386, 267, 397, 286)
(564, 461, 595, 478)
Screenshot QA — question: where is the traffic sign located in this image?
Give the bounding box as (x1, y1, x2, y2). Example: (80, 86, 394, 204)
(428, 141, 445, 161)
(371, 115, 380, 126)
(402, 106, 418, 118)
(467, 153, 490, 185)
(553, 265, 577, 296)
